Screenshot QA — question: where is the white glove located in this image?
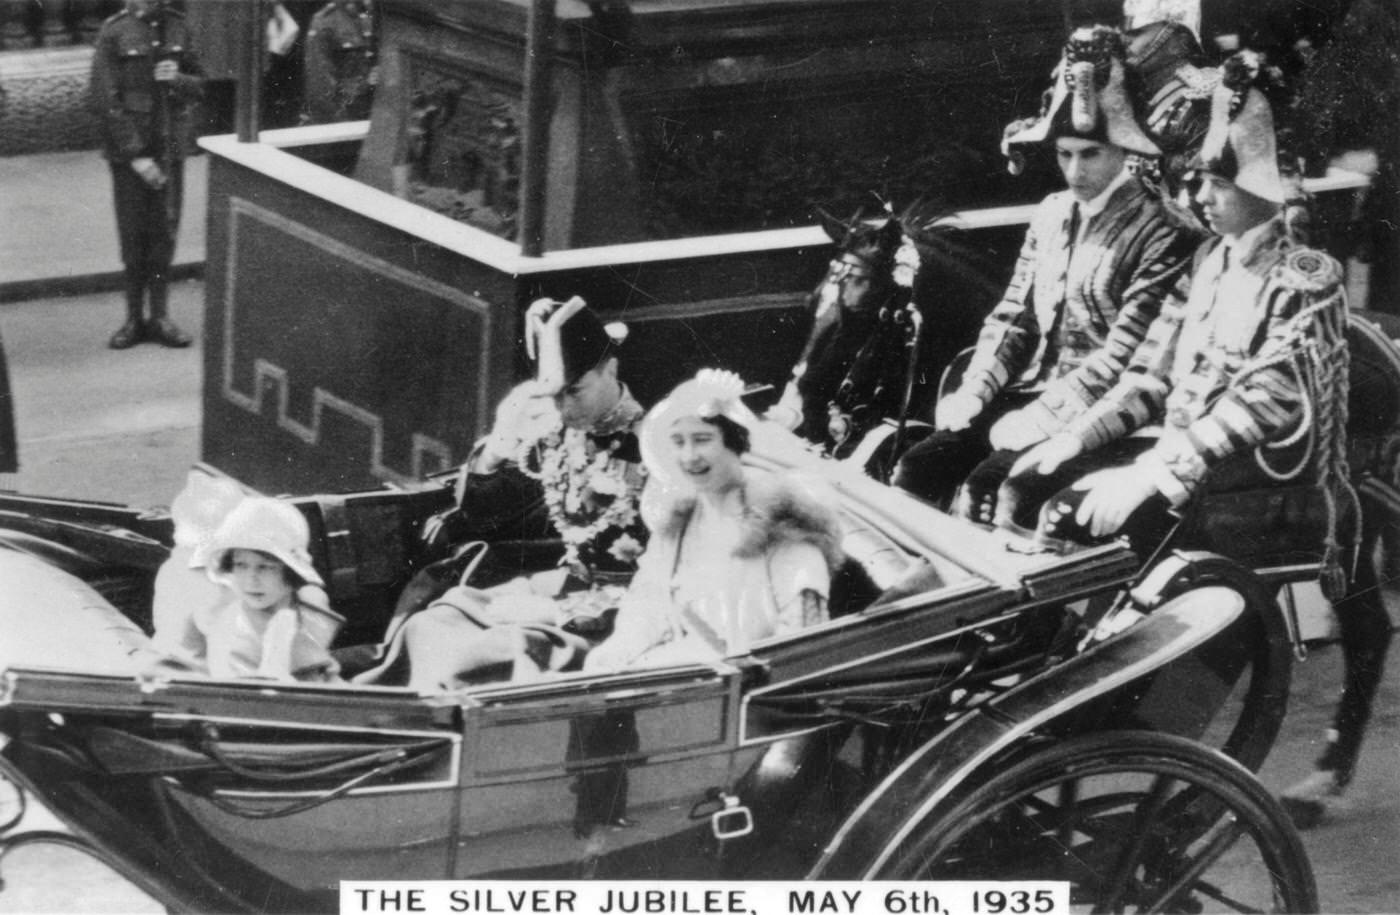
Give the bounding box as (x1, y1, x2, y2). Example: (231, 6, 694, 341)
(935, 390, 984, 432)
(475, 382, 559, 471)
(988, 408, 1047, 451)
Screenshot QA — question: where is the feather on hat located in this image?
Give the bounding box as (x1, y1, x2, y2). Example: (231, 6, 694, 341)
(524, 296, 629, 396)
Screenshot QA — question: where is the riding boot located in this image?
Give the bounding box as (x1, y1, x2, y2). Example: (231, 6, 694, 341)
(145, 279, 192, 348)
(108, 272, 147, 350)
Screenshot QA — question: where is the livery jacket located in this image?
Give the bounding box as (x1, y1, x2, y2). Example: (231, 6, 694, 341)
(1061, 216, 1349, 504)
(958, 177, 1204, 426)
(304, 1, 376, 124)
(90, 8, 204, 163)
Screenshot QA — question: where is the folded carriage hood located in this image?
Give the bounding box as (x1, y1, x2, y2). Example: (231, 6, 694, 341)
(0, 549, 154, 675)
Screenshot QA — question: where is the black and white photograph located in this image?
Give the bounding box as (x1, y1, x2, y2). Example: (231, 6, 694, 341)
(0, 0, 1397, 911)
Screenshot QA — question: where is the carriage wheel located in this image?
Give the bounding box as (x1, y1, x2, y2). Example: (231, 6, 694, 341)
(1129, 556, 1293, 774)
(877, 731, 1317, 914)
(0, 772, 24, 835)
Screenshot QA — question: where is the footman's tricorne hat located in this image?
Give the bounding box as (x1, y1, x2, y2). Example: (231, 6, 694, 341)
(1194, 51, 1286, 204)
(525, 296, 628, 395)
(1004, 25, 1162, 164)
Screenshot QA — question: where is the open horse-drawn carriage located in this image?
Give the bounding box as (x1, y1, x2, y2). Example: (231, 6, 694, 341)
(0, 416, 1325, 913)
(4, 16, 1396, 912)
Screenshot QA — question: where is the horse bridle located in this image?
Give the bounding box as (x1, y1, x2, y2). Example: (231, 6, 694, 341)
(817, 254, 877, 301)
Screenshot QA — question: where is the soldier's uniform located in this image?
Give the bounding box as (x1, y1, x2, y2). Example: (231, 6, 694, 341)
(303, 1, 376, 124)
(90, 3, 203, 349)
(445, 300, 647, 582)
(401, 299, 647, 693)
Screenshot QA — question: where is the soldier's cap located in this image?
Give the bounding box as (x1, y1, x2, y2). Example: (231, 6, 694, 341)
(525, 296, 628, 395)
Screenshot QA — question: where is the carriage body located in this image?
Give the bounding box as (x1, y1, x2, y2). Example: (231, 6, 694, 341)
(0, 424, 1309, 912)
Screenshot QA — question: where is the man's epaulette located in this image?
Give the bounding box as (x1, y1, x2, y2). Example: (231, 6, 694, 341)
(1274, 246, 1344, 295)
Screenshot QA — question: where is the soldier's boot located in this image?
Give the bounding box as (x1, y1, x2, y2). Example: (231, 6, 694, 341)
(146, 280, 192, 348)
(108, 275, 147, 350)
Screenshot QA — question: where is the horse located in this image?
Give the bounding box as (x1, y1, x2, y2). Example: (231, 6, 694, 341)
(774, 203, 1009, 480)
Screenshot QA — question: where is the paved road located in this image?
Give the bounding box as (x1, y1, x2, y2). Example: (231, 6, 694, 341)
(0, 150, 205, 301)
(1, 283, 202, 507)
(0, 285, 1396, 913)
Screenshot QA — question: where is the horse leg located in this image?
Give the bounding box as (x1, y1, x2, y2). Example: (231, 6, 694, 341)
(1281, 515, 1394, 827)
(1318, 539, 1393, 787)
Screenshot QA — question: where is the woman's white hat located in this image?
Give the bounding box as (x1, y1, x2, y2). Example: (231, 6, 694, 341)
(638, 368, 759, 506)
(203, 497, 324, 588)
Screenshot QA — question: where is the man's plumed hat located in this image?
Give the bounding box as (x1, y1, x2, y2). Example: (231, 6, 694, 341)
(1005, 26, 1162, 162)
(524, 296, 628, 395)
(1195, 51, 1285, 204)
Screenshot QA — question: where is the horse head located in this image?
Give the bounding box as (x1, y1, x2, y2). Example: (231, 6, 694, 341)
(811, 207, 903, 318)
(824, 200, 1004, 461)
(778, 208, 904, 444)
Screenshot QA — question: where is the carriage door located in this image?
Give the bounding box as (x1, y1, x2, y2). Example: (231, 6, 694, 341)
(450, 663, 760, 878)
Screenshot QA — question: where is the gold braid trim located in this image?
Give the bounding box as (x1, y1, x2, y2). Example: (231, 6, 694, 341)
(1224, 262, 1355, 599)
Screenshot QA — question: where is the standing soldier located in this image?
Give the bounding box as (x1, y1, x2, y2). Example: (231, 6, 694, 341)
(90, 0, 203, 350)
(303, 0, 377, 125)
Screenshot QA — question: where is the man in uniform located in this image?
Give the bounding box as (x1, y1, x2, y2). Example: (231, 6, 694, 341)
(90, 0, 203, 350)
(1005, 53, 1388, 826)
(403, 297, 648, 688)
(892, 26, 1204, 509)
(303, 0, 376, 124)
(447, 296, 647, 575)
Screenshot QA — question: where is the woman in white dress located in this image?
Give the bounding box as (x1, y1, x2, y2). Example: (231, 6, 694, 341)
(587, 371, 843, 670)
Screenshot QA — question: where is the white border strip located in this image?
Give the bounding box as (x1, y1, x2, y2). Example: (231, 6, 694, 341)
(202, 130, 1372, 276)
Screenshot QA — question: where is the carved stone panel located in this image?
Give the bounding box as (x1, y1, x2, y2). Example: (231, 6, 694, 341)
(397, 45, 522, 238)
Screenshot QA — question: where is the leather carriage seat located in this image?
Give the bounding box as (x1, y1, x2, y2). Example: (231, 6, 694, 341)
(293, 488, 454, 648)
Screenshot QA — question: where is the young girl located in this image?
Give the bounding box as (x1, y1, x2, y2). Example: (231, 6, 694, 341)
(186, 497, 343, 681)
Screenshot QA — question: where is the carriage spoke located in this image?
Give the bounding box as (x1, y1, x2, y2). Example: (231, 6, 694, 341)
(1139, 815, 1254, 914)
(1091, 774, 1176, 915)
(1053, 779, 1080, 852)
